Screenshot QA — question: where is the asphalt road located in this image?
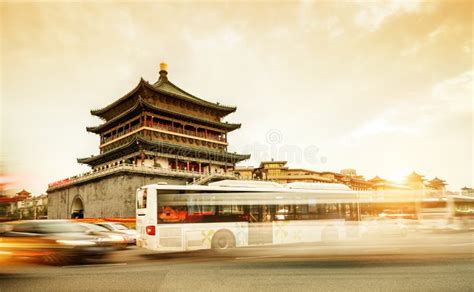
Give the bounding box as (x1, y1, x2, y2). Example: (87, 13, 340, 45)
(1, 232, 473, 291)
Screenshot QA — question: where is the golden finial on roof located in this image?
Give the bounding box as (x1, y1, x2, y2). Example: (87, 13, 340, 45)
(160, 62, 168, 72)
(158, 62, 168, 81)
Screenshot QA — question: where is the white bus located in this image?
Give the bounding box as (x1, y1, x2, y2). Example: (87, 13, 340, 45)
(417, 194, 474, 231)
(136, 180, 365, 252)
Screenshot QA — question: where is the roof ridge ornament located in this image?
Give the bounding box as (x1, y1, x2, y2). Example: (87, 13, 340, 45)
(159, 62, 168, 82)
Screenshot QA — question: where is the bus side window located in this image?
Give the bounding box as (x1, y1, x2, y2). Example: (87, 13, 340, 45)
(201, 205, 215, 215)
(187, 198, 199, 215)
(159, 206, 187, 223)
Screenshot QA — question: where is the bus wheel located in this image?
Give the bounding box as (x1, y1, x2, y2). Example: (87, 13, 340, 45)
(211, 230, 235, 251)
(322, 226, 339, 244)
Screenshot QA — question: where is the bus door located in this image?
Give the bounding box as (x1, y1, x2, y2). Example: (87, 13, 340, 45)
(136, 187, 157, 249)
(136, 188, 148, 238)
(248, 205, 273, 245)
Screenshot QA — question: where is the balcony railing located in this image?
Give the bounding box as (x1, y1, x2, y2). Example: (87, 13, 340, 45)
(101, 122, 227, 145)
(101, 124, 141, 144)
(47, 163, 236, 191)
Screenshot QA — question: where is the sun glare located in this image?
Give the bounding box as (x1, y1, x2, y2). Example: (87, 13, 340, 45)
(387, 172, 408, 184)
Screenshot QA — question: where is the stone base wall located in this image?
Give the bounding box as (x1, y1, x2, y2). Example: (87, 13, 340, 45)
(47, 174, 187, 219)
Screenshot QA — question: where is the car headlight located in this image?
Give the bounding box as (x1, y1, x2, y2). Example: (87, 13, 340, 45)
(56, 240, 96, 246)
(109, 235, 126, 242)
(98, 235, 126, 243)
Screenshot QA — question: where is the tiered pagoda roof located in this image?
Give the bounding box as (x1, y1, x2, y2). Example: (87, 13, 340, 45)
(16, 189, 31, 197)
(90, 66, 236, 121)
(79, 63, 250, 168)
(368, 175, 386, 184)
(429, 177, 446, 183)
(406, 171, 425, 181)
(427, 177, 447, 187)
(86, 96, 241, 134)
(77, 136, 250, 167)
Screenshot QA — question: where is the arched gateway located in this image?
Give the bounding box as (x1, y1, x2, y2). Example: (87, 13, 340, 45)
(71, 196, 84, 219)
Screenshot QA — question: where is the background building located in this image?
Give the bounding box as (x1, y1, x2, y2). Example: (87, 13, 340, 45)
(235, 161, 372, 190)
(460, 187, 473, 197)
(236, 162, 451, 193)
(47, 64, 249, 219)
(405, 171, 426, 190)
(368, 176, 411, 191)
(0, 190, 47, 220)
(426, 177, 447, 191)
(368, 172, 448, 197)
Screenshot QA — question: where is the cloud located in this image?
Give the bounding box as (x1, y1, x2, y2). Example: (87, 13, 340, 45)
(350, 114, 419, 139)
(432, 70, 473, 113)
(401, 41, 422, 56)
(348, 70, 473, 142)
(183, 27, 243, 50)
(428, 24, 447, 41)
(354, 0, 423, 31)
(326, 16, 345, 39)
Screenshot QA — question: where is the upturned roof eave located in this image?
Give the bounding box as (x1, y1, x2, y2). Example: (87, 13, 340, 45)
(90, 78, 145, 117)
(77, 136, 250, 165)
(86, 99, 144, 133)
(90, 78, 237, 119)
(138, 97, 241, 130)
(77, 138, 137, 164)
(86, 97, 241, 134)
(150, 79, 237, 114)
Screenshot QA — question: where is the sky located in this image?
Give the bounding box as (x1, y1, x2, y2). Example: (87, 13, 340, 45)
(1, 0, 472, 194)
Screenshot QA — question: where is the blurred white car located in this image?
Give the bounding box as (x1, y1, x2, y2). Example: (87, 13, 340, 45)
(77, 223, 129, 249)
(0, 220, 116, 265)
(94, 222, 137, 245)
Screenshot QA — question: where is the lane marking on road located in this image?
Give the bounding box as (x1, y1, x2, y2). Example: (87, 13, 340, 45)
(450, 242, 474, 247)
(235, 255, 283, 260)
(363, 248, 400, 253)
(62, 263, 128, 268)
